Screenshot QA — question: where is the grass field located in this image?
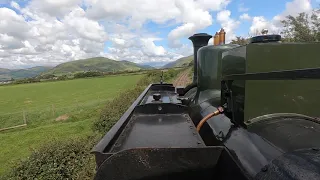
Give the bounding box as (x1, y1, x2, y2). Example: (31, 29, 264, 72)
(0, 74, 142, 175)
(0, 74, 142, 129)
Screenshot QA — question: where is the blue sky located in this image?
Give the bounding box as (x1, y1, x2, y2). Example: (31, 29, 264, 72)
(0, 0, 318, 68)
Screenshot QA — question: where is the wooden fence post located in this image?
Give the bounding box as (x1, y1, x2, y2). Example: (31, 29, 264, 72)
(23, 110, 26, 125)
(52, 104, 55, 117)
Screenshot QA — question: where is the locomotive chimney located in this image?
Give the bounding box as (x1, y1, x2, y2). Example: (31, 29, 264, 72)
(214, 32, 220, 46)
(188, 33, 212, 83)
(218, 28, 226, 45)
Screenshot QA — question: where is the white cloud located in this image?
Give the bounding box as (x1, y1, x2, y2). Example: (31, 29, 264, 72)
(216, 10, 241, 42)
(10, 1, 21, 10)
(249, 16, 280, 35)
(0, 2, 107, 68)
(238, 3, 249, 12)
(28, 0, 82, 17)
(240, 13, 251, 21)
(249, 0, 313, 36)
(1, 0, 231, 68)
(1, 0, 316, 69)
(167, 0, 231, 47)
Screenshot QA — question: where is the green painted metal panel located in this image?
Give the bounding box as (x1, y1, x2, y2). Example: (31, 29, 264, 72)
(246, 43, 320, 73)
(221, 46, 246, 76)
(198, 44, 239, 91)
(220, 42, 320, 122)
(244, 80, 320, 121)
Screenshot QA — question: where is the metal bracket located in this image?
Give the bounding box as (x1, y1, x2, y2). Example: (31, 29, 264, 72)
(221, 80, 239, 126)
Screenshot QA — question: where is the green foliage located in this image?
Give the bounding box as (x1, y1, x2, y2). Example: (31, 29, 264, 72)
(0, 74, 142, 175)
(281, 10, 320, 42)
(0, 119, 94, 176)
(38, 74, 56, 80)
(57, 75, 68, 81)
(1, 70, 182, 179)
(230, 36, 249, 45)
(73, 71, 104, 79)
(4, 136, 98, 180)
(13, 78, 41, 84)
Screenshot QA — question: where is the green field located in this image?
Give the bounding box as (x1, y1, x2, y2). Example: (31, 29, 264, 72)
(0, 74, 142, 175)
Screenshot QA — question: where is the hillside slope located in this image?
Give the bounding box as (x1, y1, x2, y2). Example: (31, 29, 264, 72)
(163, 55, 193, 68)
(0, 66, 52, 81)
(46, 57, 146, 75)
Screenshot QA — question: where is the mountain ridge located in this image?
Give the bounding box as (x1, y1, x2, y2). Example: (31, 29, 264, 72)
(45, 57, 153, 75)
(162, 55, 193, 68)
(0, 66, 52, 81)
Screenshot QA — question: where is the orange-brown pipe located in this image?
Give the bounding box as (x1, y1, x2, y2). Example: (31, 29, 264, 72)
(196, 107, 224, 132)
(214, 32, 220, 45)
(219, 28, 226, 45)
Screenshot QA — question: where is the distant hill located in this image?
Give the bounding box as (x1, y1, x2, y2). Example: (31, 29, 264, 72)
(46, 57, 148, 75)
(122, 61, 154, 69)
(0, 66, 52, 81)
(163, 55, 193, 68)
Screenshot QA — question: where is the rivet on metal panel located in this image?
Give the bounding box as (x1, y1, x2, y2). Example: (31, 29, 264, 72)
(261, 166, 268, 172)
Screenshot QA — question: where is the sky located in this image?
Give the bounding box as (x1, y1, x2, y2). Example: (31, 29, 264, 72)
(0, 0, 318, 69)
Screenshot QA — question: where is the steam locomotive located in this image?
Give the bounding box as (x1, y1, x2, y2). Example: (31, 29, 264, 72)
(92, 29, 320, 180)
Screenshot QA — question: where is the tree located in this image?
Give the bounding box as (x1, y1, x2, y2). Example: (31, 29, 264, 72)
(280, 9, 320, 42)
(230, 36, 249, 45)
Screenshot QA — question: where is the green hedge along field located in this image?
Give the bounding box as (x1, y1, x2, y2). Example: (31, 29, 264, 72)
(2, 68, 185, 179)
(0, 74, 143, 175)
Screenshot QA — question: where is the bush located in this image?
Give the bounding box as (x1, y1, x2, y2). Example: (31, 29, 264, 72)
(57, 75, 68, 81)
(74, 71, 104, 79)
(3, 68, 184, 179)
(4, 135, 99, 180)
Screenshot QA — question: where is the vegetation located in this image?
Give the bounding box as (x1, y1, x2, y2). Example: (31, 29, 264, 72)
(162, 55, 193, 68)
(5, 137, 97, 180)
(73, 71, 104, 79)
(230, 9, 320, 44)
(0, 66, 52, 81)
(0, 74, 142, 175)
(281, 9, 320, 42)
(1, 69, 183, 179)
(230, 36, 249, 45)
(45, 57, 146, 75)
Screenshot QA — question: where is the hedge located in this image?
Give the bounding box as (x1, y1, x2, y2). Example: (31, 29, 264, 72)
(3, 69, 184, 179)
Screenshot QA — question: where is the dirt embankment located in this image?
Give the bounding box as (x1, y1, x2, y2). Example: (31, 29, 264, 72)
(173, 69, 192, 87)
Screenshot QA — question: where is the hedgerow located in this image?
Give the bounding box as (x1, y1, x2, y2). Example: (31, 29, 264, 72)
(3, 69, 184, 180)
(2, 135, 99, 180)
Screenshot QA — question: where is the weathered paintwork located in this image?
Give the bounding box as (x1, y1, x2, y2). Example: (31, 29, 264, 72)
(197, 44, 239, 91)
(220, 42, 320, 122)
(92, 34, 320, 180)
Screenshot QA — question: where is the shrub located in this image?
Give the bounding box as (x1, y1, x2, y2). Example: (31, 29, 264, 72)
(57, 75, 68, 81)
(74, 71, 104, 79)
(3, 135, 99, 180)
(3, 68, 184, 179)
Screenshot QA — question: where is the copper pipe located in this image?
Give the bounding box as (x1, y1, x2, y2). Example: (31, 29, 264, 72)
(196, 107, 224, 132)
(214, 32, 220, 45)
(219, 28, 226, 45)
